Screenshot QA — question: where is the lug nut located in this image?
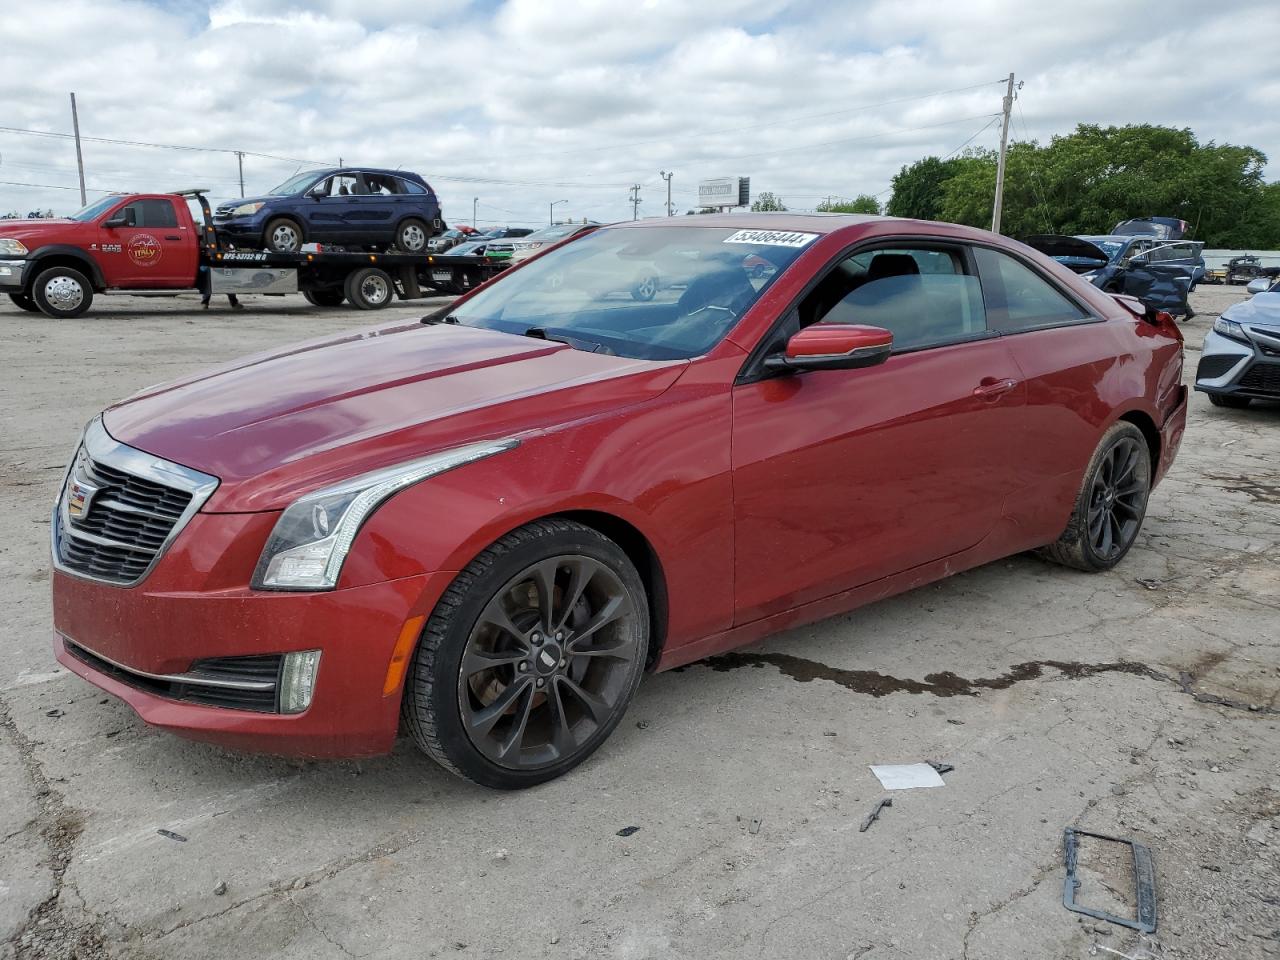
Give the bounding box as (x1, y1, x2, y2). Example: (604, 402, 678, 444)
(535, 678, 545, 688)
(555, 631, 564, 641)
(518, 662, 529, 673)
(531, 632, 542, 645)
(559, 659, 567, 669)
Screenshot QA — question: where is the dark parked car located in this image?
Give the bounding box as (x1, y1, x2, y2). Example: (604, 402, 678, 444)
(1026, 234, 1202, 317)
(213, 167, 443, 253)
(53, 214, 1186, 788)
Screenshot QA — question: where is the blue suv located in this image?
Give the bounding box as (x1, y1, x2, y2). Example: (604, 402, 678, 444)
(213, 167, 443, 253)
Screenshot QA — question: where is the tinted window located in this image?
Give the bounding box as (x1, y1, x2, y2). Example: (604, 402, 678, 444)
(808, 247, 986, 352)
(398, 177, 427, 195)
(974, 247, 1084, 333)
(116, 199, 178, 228)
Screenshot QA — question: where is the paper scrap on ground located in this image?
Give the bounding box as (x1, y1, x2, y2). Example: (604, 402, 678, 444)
(870, 763, 947, 790)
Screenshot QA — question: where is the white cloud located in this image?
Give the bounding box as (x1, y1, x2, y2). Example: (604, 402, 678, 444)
(0, 0, 1276, 225)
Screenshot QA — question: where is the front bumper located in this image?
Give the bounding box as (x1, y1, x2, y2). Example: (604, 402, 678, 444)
(212, 215, 268, 243)
(1194, 329, 1280, 400)
(52, 563, 456, 758)
(0, 258, 29, 291)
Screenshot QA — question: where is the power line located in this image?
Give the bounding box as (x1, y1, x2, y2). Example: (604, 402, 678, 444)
(0, 125, 332, 166)
(871, 113, 1003, 198)
(0, 178, 117, 194)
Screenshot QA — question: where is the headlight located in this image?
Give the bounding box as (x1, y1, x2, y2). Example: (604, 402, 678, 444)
(229, 202, 265, 217)
(1213, 316, 1249, 344)
(0, 238, 29, 256)
(251, 438, 519, 591)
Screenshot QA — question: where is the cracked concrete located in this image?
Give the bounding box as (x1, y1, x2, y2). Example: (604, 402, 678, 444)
(0, 286, 1277, 959)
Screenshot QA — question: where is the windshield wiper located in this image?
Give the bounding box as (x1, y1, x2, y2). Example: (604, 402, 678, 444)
(421, 312, 461, 325)
(523, 326, 573, 346)
(523, 327, 614, 355)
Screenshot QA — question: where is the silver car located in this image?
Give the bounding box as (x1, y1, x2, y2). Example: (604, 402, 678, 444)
(1194, 277, 1280, 408)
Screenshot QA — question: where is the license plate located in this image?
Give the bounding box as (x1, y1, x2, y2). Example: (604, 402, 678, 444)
(431, 270, 451, 282)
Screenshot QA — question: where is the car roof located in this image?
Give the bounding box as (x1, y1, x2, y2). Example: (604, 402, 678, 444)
(308, 167, 426, 182)
(615, 212, 885, 234)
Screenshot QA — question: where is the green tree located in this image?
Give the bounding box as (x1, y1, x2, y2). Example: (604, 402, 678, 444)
(751, 191, 787, 212)
(817, 194, 882, 214)
(889, 124, 1276, 246)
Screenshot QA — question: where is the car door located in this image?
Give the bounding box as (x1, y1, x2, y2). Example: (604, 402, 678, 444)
(96, 197, 196, 288)
(1123, 241, 1197, 313)
(347, 172, 397, 242)
(730, 244, 1026, 623)
(970, 245, 1125, 540)
(305, 174, 361, 241)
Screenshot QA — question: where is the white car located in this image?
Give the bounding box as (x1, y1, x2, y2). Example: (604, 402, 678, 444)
(1194, 276, 1280, 408)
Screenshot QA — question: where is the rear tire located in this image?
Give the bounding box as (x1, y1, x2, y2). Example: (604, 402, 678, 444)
(8, 292, 40, 312)
(264, 217, 304, 253)
(1208, 393, 1251, 409)
(31, 266, 93, 319)
(402, 519, 648, 789)
(343, 267, 394, 310)
(1038, 421, 1151, 573)
(395, 218, 430, 253)
(302, 288, 345, 307)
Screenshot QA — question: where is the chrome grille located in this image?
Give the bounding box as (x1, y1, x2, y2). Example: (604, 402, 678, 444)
(52, 418, 218, 586)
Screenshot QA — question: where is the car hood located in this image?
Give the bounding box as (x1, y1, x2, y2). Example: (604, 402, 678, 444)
(0, 219, 84, 243)
(215, 195, 281, 211)
(103, 322, 686, 512)
(1022, 235, 1111, 265)
(1222, 291, 1280, 335)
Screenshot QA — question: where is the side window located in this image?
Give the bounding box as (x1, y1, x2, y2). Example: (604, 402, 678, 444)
(136, 198, 178, 228)
(399, 178, 427, 195)
(361, 174, 400, 195)
(803, 247, 986, 353)
(974, 247, 1086, 333)
(326, 175, 362, 196)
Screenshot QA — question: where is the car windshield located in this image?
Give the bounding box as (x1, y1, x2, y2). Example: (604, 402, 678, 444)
(522, 224, 584, 242)
(67, 196, 122, 222)
(269, 171, 324, 195)
(1071, 238, 1124, 260)
(445, 226, 811, 361)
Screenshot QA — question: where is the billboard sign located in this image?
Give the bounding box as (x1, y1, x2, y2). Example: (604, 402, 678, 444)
(698, 177, 750, 209)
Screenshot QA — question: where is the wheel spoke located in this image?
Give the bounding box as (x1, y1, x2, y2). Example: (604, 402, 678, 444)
(477, 599, 528, 646)
(1097, 510, 1114, 556)
(461, 646, 527, 678)
(1107, 511, 1123, 556)
(555, 558, 599, 633)
(529, 559, 559, 634)
(466, 677, 531, 738)
(568, 633, 636, 660)
(1113, 498, 1142, 519)
(558, 676, 611, 726)
(494, 684, 536, 760)
(1116, 480, 1145, 498)
(546, 678, 575, 757)
(566, 593, 628, 649)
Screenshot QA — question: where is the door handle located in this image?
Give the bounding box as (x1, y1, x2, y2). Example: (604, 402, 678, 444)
(164, 235, 181, 241)
(972, 377, 1019, 399)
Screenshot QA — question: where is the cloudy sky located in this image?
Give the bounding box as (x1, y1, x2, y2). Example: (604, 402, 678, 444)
(2, 0, 1278, 225)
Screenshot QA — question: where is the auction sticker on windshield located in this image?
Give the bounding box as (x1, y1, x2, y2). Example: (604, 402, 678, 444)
(723, 229, 818, 248)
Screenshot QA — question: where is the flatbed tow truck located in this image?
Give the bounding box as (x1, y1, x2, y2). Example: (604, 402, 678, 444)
(0, 189, 509, 318)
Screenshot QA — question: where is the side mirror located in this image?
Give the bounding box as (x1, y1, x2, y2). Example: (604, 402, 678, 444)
(764, 324, 893, 372)
(1128, 255, 1148, 267)
(309, 184, 327, 198)
(1246, 278, 1271, 295)
(103, 212, 133, 229)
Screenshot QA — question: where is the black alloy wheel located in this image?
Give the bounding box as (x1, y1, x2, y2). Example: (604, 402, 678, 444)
(403, 519, 648, 788)
(1040, 421, 1151, 572)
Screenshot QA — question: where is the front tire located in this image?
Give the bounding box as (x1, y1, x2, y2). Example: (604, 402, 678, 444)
(1039, 422, 1151, 572)
(31, 266, 93, 319)
(8, 292, 40, 312)
(403, 519, 649, 789)
(1208, 393, 1251, 409)
(264, 217, 304, 253)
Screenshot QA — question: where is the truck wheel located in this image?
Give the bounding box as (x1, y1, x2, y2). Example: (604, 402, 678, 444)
(32, 266, 94, 319)
(395, 219, 430, 253)
(7, 292, 41, 312)
(302, 288, 346, 307)
(264, 218, 304, 253)
(344, 267, 394, 310)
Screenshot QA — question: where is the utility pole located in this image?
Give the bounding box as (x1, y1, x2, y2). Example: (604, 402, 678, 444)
(69, 93, 86, 207)
(629, 184, 642, 220)
(472, 197, 478, 228)
(236, 151, 245, 198)
(991, 71, 1015, 235)
(659, 170, 673, 216)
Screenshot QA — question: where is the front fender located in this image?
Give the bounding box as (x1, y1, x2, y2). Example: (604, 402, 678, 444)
(28, 245, 106, 288)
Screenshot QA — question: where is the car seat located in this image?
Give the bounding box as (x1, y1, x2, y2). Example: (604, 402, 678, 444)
(651, 269, 759, 354)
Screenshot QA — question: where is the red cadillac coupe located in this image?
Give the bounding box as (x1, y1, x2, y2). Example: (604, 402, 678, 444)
(51, 214, 1187, 787)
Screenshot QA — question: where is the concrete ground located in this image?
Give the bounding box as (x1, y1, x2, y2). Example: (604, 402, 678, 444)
(0, 286, 1277, 960)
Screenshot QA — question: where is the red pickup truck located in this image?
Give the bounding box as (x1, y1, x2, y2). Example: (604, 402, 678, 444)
(0, 190, 505, 318)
